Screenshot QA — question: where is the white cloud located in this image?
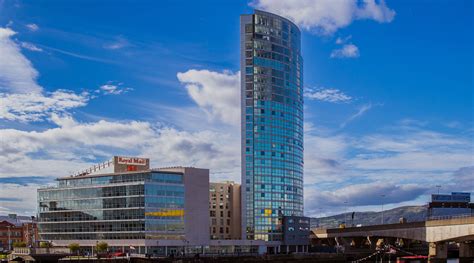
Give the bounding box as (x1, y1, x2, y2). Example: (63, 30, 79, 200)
(177, 69, 240, 126)
(0, 184, 41, 215)
(330, 43, 360, 58)
(0, 90, 90, 122)
(349, 130, 474, 171)
(251, 0, 395, 34)
(0, 27, 42, 93)
(25, 23, 39, 32)
(451, 166, 474, 192)
(20, 41, 43, 52)
(0, 115, 240, 179)
(103, 36, 129, 50)
(340, 103, 374, 127)
(304, 133, 347, 185)
(303, 123, 473, 216)
(305, 182, 430, 215)
(0, 113, 241, 213)
(335, 35, 352, 44)
(98, 82, 132, 95)
(0, 28, 129, 122)
(304, 87, 352, 103)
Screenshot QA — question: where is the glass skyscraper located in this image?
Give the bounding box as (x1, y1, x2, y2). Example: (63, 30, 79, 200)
(240, 10, 304, 241)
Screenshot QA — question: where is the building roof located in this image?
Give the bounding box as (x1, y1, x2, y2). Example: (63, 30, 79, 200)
(56, 168, 185, 180)
(0, 216, 34, 226)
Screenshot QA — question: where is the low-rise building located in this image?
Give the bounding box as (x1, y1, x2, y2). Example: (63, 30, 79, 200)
(282, 216, 310, 253)
(0, 214, 38, 251)
(209, 182, 241, 240)
(37, 156, 209, 255)
(22, 221, 39, 248)
(0, 221, 23, 251)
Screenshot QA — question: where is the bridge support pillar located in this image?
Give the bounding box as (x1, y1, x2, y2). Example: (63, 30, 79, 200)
(459, 242, 474, 263)
(428, 242, 447, 263)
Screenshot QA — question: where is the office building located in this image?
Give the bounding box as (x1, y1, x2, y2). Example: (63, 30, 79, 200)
(282, 216, 310, 253)
(428, 192, 474, 217)
(209, 182, 241, 240)
(37, 156, 209, 255)
(240, 10, 304, 241)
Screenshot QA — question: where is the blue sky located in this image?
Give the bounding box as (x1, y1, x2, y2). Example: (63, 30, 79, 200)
(0, 0, 472, 216)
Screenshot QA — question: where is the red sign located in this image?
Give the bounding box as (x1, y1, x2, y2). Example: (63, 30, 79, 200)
(117, 157, 147, 166)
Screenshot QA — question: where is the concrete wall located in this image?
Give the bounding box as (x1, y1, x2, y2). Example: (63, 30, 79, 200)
(158, 167, 210, 245)
(240, 13, 253, 241)
(230, 183, 242, 239)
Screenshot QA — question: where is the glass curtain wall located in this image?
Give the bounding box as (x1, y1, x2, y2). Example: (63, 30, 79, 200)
(242, 10, 304, 242)
(38, 172, 185, 240)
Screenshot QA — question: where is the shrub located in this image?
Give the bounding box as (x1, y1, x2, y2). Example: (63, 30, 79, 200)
(39, 242, 52, 248)
(12, 241, 27, 248)
(96, 242, 108, 253)
(68, 243, 80, 254)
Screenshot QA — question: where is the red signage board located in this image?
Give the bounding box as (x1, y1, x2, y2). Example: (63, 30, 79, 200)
(117, 157, 148, 166)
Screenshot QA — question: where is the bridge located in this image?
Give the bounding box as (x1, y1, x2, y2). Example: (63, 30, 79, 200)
(312, 215, 474, 262)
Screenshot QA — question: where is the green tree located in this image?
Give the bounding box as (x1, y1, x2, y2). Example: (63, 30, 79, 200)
(12, 241, 27, 248)
(39, 242, 52, 248)
(95, 242, 108, 253)
(68, 243, 80, 255)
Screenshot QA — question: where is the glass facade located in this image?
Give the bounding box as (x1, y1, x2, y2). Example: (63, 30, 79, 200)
(241, 10, 304, 241)
(38, 171, 185, 240)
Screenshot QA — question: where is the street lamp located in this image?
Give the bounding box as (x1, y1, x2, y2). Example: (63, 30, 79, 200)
(381, 194, 386, 225)
(343, 201, 348, 225)
(7, 226, 11, 251)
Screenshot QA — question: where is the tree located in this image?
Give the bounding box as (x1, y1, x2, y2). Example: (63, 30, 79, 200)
(12, 241, 27, 248)
(39, 242, 52, 248)
(68, 243, 80, 255)
(96, 242, 108, 253)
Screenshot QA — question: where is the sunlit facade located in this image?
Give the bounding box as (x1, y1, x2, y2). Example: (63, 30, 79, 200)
(38, 172, 186, 241)
(37, 157, 210, 255)
(240, 10, 304, 241)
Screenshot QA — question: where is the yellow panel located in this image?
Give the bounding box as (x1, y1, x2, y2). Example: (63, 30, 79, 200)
(145, 209, 184, 217)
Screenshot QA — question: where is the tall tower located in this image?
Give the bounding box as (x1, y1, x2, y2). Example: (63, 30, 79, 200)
(240, 10, 304, 241)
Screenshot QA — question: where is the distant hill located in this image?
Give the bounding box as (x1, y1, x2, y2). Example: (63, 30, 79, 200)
(310, 206, 428, 228)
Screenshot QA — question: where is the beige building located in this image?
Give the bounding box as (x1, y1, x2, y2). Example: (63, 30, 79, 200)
(209, 181, 241, 240)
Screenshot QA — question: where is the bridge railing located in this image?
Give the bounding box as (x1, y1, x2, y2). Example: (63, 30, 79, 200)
(427, 213, 473, 221)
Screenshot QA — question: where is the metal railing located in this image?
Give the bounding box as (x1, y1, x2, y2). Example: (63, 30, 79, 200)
(426, 213, 473, 221)
(13, 247, 70, 255)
